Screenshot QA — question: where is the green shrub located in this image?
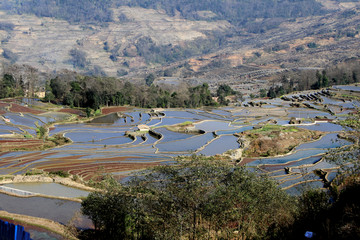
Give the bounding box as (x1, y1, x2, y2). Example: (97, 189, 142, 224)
(49, 170, 70, 178)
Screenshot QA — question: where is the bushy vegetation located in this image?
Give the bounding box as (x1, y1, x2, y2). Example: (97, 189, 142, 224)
(0, 73, 24, 98)
(81, 156, 296, 240)
(49, 170, 70, 178)
(0, 22, 15, 31)
(48, 73, 219, 109)
(0, 64, 42, 98)
(69, 49, 88, 69)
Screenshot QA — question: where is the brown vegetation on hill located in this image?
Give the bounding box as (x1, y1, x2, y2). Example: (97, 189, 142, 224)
(239, 126, 323, 157)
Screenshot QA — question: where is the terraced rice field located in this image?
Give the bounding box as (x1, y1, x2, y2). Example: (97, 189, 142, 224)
(0, 86, 358, 193)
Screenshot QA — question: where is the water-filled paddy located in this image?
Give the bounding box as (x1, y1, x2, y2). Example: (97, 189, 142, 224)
(0, 129, 11, 134)
(248, 149, 327, 166)
(3, 182, 89, 198)
(0, 88, 357, 195)
(295, 133, 351, 150)
(156, 132, 214, 153)
(162, 110, 207, 120)
(28, 228, 62, 240)
(287, 109, 332, 119)
(197, 135, 239, 156)
(156, 117, 192, 126)
(28, 114, 55, 124)
(146, 118, 162, 126)
(216, 126, 253, 135)
(298, 122, 348, 132)
(285, 181, 324, 195)
(155, 127, 195, 142)
(3, 113, 37, 128)
(333, 85, 360, 91)
(0, 193, 91, 228)
(195, 120, 238, 132)
(65, 131, 127, 143)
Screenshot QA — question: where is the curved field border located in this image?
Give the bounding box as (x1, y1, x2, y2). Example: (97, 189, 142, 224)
(0, 210, 78, 240)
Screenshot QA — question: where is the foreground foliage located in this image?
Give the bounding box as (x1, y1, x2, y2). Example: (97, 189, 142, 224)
(81, 156, 295, 239)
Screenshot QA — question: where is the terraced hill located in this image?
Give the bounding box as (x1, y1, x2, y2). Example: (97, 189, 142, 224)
(0, 6, 230, 76)
(0, 0, 359, 81)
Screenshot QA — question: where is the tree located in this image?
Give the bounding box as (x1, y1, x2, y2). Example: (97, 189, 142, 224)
(216, 84, 236, 97)
(145, 73, 155, 86)
(82, 156, 295, 240)
(267, 87, 276, 98)
(69, 48, 87, 69)
(260, 88, 267, 98)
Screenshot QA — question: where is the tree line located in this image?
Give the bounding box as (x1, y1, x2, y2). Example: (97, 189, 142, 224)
(2, 0, 326, 28)
(0, 64, 42, 98)
(46, 72, 241, 109)
(263, 59, 360, 99)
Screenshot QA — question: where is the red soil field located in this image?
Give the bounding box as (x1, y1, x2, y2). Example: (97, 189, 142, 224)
(101, 106, 129, 115)
(0, 102, 10, 107)
(0, 152, 57, 168)
(44, 161, 159, 180)
(0, 139, 44, 152)
(37, 155, 159, 180)
(58, 108, 85, 115)
(10, 103, 44, 114)
(0, 99, 17, 103)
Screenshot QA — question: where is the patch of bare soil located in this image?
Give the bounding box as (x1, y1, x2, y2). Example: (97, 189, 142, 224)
(58, 108, 85, 116)
(10, 103, 44, 114)
(101, 106, 129, 115)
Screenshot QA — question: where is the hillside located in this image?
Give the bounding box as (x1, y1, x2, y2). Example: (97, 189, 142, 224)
(0, 0, 359, 82)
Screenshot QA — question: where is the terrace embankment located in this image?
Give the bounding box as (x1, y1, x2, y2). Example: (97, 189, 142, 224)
(0, 211, 78, 240)
(0, 174, 96, 192)
(237, 125, 323, 157)
(165, 121, 205, 134)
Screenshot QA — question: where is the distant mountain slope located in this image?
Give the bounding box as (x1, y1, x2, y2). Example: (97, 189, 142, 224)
(0, 0, 359, 79)
(2, 0, 327, 25)
(0, 6, 230, 76)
